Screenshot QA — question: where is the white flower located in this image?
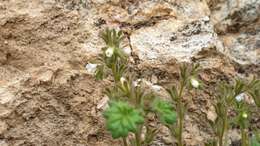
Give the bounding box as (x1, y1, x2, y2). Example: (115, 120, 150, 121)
(242, 112, 248, 119)
(120, 77, 127, 85)
(105, 47, 114, 57)
(235, 93, 245, 102)
(190, 78, 199, 88)
(85, 63, 97, 75)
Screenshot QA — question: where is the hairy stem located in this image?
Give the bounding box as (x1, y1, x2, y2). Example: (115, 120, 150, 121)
(122, 137, 128, 146)
(241, 128, 248, 146)
(135, 131, 142, 146)
(219, 110, 227, 146)
(177, 83, 185, 146)
(178, 105, 184, 146)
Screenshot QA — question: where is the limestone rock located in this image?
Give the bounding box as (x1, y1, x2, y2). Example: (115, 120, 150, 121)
(0, 140, 8, 146)
(221, 33, 259, 65)
(131, 17, 221, 66)
(0, 121, 8, 134)
(211, 0, 260, 33)
(0, 88, 15, 104)
(0, 105, 12, 118)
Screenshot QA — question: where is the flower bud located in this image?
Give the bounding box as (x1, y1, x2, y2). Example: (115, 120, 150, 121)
(105, 47, 114, 57)
(190, 78, 199, 88)
(242, 112, 248, 119)
(120, 77, 127, 85)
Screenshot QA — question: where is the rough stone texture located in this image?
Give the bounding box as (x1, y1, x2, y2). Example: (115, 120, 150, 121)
(209, 0, 260, 68)
(0, 0, 259, 146)
(221, 32, 260, 65)
(130, 17, 222, 65)
(210, 0, 260, 33)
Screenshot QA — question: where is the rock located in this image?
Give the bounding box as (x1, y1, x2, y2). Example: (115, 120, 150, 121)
(96, 96, 109, 110)
(123, 46, 132, 56)
(228, 129, 241, 143)
(0, 105, 12, 118)
(70, 96, 87, 107)
(151, 85, 162, 92)
(85, 63, 98, 75)
(211, 0, 260, 33)
(0, 0, 259, 146)
(131, 17, 221, 66)
(0, 51, 7, 65)
(162, 135, 174, 145)
(221, 33, 259, 65)
(0, 140, 8, 146)
(184, 123, 205, 146)
(0, 88, 15, 104)
(0, 121, 8, 134)
(206, 105, 217, 122)
(31, 68, 54, 84)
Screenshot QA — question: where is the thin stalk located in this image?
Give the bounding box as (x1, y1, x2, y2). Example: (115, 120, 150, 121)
(111, 63, 118, 83)
(178, 105, 184, 146)
(219, 110, 228, 146)
(177, 83, 185, 146)
(241, 128, 248, 146)
(135, 131, 142, 146)
(122, 137, 128, 146)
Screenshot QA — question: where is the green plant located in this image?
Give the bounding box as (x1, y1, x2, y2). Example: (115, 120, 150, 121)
(153, 99, 177, 125)
(92, 28, 259, 146)
(209, 78, 260, 146)
(250, 131, 260, 146)
(95, 28, 176, 146)
(103, 101, 144, 140)
(166, 64, 200, 146)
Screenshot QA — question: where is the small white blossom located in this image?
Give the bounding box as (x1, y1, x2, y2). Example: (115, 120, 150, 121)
(235, 93, 245, 102)
(190, 78, 199, 88)
(85, 63, 97, 75)
(242, 112, 248, 119)
(120, 77, 127, 85)
(105, 47, 114, 57)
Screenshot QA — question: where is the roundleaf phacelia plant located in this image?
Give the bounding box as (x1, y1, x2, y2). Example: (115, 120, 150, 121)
(94, 28, 176, 146)
(153, 99, 177, 125)
(90, 28, 259, 146)
(166, 64, 201, 146)
(208, 78, 260, 146)
(251, 131, 260, 146)
(103, 101, 144, 139)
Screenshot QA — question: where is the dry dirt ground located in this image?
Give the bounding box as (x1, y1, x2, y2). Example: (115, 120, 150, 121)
(0, 0, 259, 146)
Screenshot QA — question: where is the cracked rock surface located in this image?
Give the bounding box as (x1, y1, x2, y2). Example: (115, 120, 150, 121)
(0, 0, 259, 146)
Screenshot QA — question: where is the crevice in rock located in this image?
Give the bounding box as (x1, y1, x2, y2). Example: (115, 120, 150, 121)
(120, 15, 176, 30)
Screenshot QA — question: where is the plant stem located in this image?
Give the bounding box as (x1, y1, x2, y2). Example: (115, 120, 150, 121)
(122, 137, 128, 146)
(177, 83, 184, 146)
(111, 63, 118, 83)
(178, 105, 184, 146)
(135, 131, 141, 146)
(219, 110, 228, 146)
(241, 128, 248, 146)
